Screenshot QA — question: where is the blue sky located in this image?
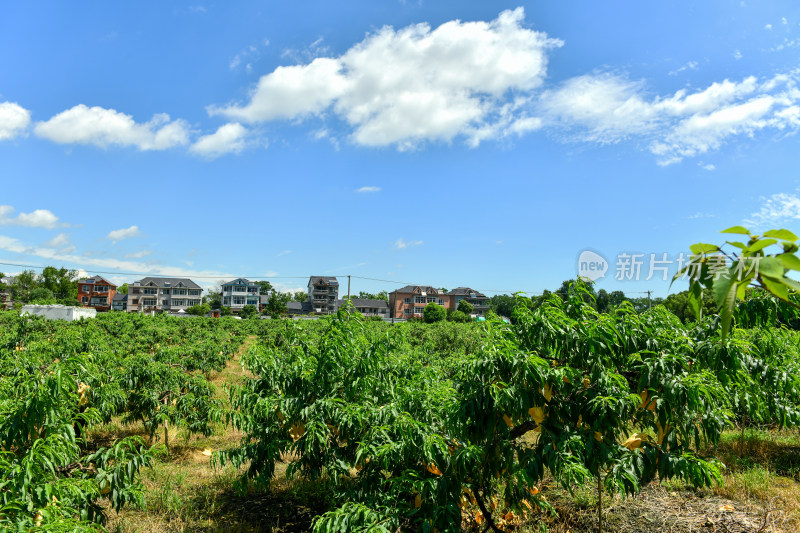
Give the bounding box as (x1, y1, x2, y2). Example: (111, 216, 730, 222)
(1, 1, 800, 297)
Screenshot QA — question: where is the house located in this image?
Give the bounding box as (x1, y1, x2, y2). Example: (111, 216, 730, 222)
(307, 276, 339, 314)
(76, 276, 117, 312)
(338, 298, 390, 318)
(287, 301, 314, 316)
(221, 278, 260, 312)
(388, 285, 451, 319)
(0, 275, 12, 310)
(447, 287, 491, 316)
(127, 277, 202, 313)
(112, 293, 127, 311)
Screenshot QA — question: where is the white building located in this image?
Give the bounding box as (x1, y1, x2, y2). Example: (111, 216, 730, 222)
(127, 277, 202, 313)
(221, 278, 260, 311)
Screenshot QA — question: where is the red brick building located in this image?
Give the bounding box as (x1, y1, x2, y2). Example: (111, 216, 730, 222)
(76, 276, 117, 312)
(388, 285, 452, 319)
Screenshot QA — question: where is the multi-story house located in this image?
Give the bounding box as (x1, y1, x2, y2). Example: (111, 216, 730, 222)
(112, 293, 127, 311)
(389, 285, 451, 319)
(338, 298, 390, 318)
(221, 278, 260, 312)
(127, 277, 202, 313)
(448, 287, 491, 316)
(307, 276, 339, 314)
(0, 275, 12, 310)
(76, 276, 117, 312)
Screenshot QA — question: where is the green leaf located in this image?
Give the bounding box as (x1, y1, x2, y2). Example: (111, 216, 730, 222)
(689, 243, 719, 255)
(763, 229, 799, 242)
(721, 226, 751, 235)
(758, 257, 784, 278)
(687, 282, 702, 321)
(761, 276, 789, 301)
(712, 267, 738, 341)
(746, 239, 777, 253)
(778, 253, 800, 272)
(727, 241, 748, 250)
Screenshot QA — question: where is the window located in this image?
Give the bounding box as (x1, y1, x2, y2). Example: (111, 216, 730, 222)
(404, 308, 411, 315)
(142, 298, 156, 306)
(414, 296, 426, 304)
(132, 298, 139, 304)
(427, 297, 436, 303)
(95, 285, 108, 292)
(404, 297, 411, 304)
(189, 289, 201, 296)
(174, 289, 187, 295)
(161, 289, 170, 295)
(162, 300, 168, 306)
(233, 296, 245, 305)
(172, 299, 187, 307)
(81, 296, 88, 303)
(82, 285, 91, 292)
(414, 307, 425, 314)
(143, 288, 157, 295)
(188, 299, 201, 306)
(438, 299, 445, 305)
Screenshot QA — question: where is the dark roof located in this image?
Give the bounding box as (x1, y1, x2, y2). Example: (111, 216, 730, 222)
(338, 298, 388, 308)
(309, 276, 339, 286)
(221, 278, 259, 287)
(77, 276, 116, 287)
(112, 293, 127, 302)
(448, 287, 488, 298)
(134, 277, 202, 290)
(287, 301, 314, 314)
(390, 285, 440, 295)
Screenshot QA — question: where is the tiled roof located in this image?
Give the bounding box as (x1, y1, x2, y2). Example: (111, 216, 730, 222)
(448, 287, 488, 298)
(309, 276, 339, 286)
(134, 277, 202, 290)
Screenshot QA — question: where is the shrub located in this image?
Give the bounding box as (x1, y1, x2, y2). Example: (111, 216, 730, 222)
(423, 302, 446, 323)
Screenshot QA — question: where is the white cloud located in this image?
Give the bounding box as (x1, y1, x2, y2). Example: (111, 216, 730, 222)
(782, 17, 788, 25)
(765, 23, 773, 30)
(0, 205, 62, 229)
(394, 238, 423, 249)
(733, 49, 743, 60)
(698, 162, 716, 171)
(209, 8, 562, 149)
(34, 104, 190, 150)
(668, 61, 699, 76)
(43, 233, 70, 249)
(745, 191, 800, 227)
(125, 249, 153, 259)
(356, 186, 381, 193)
(276, 250, 292, 257)
(0, 234, 235, 289)
(0, 102, 31, 140)
(106, 225, 141, 244)
(190, 123, 248, 158)
(540, 72, 800, 164)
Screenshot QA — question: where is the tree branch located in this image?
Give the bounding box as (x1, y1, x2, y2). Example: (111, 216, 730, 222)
(474, 489, 505, 533)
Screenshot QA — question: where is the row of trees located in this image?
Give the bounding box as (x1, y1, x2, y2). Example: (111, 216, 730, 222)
(489, 280, 717, 323)
(0, 267, 80, 305)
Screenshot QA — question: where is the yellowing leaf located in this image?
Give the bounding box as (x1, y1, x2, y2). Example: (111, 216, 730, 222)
(201, 448, 213, 456)
(623, 433, 649, 450)
(528, 406, 545, 424)
(542, 383, 554, 402)
(718, 504, 735, 512)
(414, 493, 422, 508)
(594, 431, 603, 442)
(502, 414, 513, 428)
(427, 463, 442, 476)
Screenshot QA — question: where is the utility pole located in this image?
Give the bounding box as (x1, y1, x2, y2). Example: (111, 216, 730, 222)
(647, 290, 652, 309)
(347, 275, 351, 299)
